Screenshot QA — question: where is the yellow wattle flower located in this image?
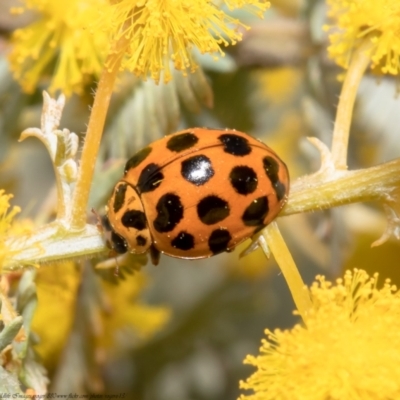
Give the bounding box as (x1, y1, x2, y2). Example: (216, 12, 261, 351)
(0, 191, 20, 233)
(326, 0, 400, 75)
(239, 270, 400, 400)
(9, 0, 269, 94)
(31, 263, 82, 371)
(9, 0, 109, 96)
(32, 266, 170, 370)
(97, 271, 171, 353)
(0, 190, 32, 268)
(92, 0, 270, 82)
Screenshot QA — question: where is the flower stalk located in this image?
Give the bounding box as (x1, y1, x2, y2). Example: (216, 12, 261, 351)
(70, 36, 128, 230)
(330, 39, 373, 170)
(261, 223, 312, 324)
(4, 141, 400, 271)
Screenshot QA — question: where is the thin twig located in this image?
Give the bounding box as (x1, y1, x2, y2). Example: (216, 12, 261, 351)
(331, 39, 373, 170)
(70, 37, 128, 230)
(261, 223, 312, 324)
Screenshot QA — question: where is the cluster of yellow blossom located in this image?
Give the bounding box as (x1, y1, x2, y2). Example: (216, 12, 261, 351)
(239, 270, 400, 400)
(9, 0, 109, 96)
(32, 264, 170, 369)
(101, 0, 269, 83)
(0, 190, 24, 268)
(9, 0, 400, 95)
(9, 0, 269, 95)
(326, 0, 400, 75)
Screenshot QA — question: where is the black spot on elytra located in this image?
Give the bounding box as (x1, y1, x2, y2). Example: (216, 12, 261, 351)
(167, 132, 199, 152)
(136, 235, 147, 247)
(181, 155, 215, 186)
(112, 183, 128, 213)
(263, 156, 286, 201)
(137, 163, 164, 193)
(124, 147, 152, 173)
(229, 166, 258, 195)
(121, 209, 147, 230)
(171, 231, 195, 250)
(218, 133, 252, 156)
(153, 193, 184, 233)
(242, 196, 269, 226)
(111, 232, 128, 254)
(197, 195, 229, 225)
(208, 229, 232, 254)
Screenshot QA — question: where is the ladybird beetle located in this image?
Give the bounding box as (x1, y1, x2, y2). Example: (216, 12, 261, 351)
(103, 128, 289, 265)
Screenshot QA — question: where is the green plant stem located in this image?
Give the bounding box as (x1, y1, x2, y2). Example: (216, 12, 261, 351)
(282, 158, 400, 216)
(69, 41, 127, 230)
(331, 39, 373, 170)
(261, 223, 312, 324)
(5, 222, 107, 271)
(5, 156, 400, 271)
